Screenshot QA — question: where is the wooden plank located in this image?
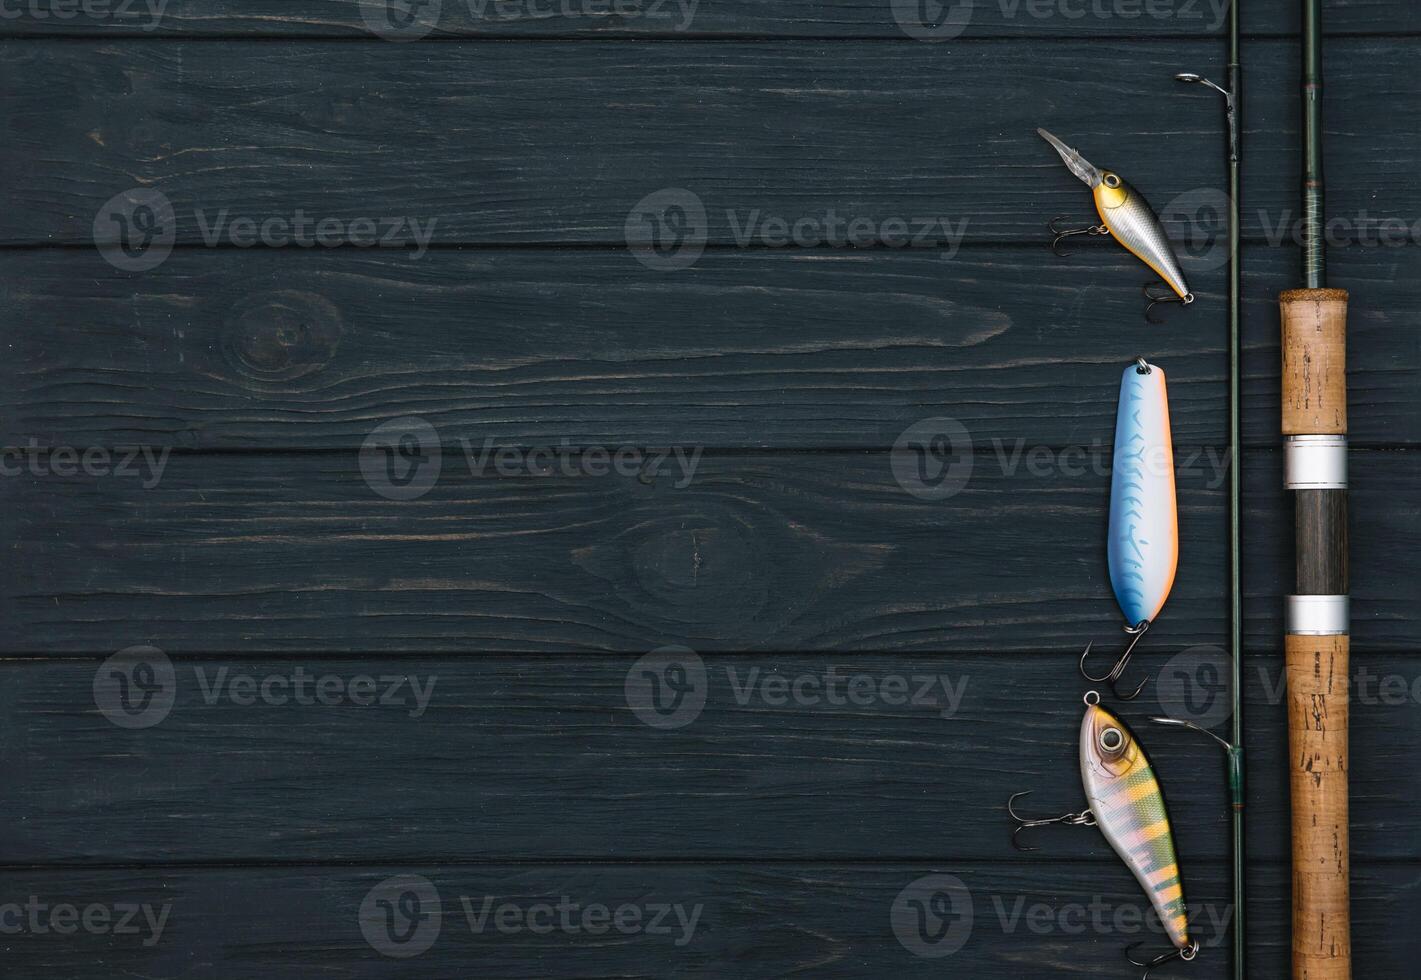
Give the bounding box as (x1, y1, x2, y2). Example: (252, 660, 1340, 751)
(0, 861, 1413, 978)
(3, 651, 1417, 864)
(1, 448, 1415, 653)
(0, 0, 1413, 38)
(4, 39, 1418, 246)
(3, 244, 1416, 451)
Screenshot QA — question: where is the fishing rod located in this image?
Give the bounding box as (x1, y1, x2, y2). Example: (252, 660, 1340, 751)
(1279, 1, 1352, 977)
(1172, 2, 1245, 976)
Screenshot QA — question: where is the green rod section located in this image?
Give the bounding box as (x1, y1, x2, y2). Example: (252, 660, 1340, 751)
(1224, 6, 1245, 979)
(1230, 3, 1244, 975)
(1301, 0, 1325, 287)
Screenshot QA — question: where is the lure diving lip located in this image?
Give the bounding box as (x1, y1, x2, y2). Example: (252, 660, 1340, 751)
(1081, 358, 1179, 700)
(1037, 128, 1193, 309)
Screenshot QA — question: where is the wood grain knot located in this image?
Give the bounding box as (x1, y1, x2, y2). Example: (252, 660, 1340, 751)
(221, 289, 343, 384)
(573, 502, 780, 636)
(626, 521, 769, 626)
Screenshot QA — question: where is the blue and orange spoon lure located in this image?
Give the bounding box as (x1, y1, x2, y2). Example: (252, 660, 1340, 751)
(1081, 357, 1179, 700)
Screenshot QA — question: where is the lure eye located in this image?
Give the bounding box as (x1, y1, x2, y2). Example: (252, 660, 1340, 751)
(1103, 173, 1121, 188)
(1099, 727, 1124, 752)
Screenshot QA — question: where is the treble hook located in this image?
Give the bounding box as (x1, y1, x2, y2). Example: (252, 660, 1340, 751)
(1049, 215, 1110, 256)
(1125, 939, 1200, 979)
(1079, 620, 1151, 700)
(1144, 282, 1196, 324)
(1006, 792, 1095, 852)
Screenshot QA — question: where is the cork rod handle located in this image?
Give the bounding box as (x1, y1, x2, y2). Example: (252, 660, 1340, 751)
(1280, 289, 1348, 437)
(1280, 286, 1350, 980)
(1286, 635, 1351, 979)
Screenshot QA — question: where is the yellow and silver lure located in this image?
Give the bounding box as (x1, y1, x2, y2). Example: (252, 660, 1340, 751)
(1010, 692, 1199, 977)
(1038, 128, 1194, 313)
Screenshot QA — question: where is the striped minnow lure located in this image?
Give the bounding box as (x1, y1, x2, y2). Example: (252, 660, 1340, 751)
(1081, 358, 1178, 700)
(1037, 128, 1194, 319)
(1009, 691, 1199, 977)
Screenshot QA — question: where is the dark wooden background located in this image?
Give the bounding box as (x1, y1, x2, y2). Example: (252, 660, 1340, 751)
(3, 0, 1418, 976)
